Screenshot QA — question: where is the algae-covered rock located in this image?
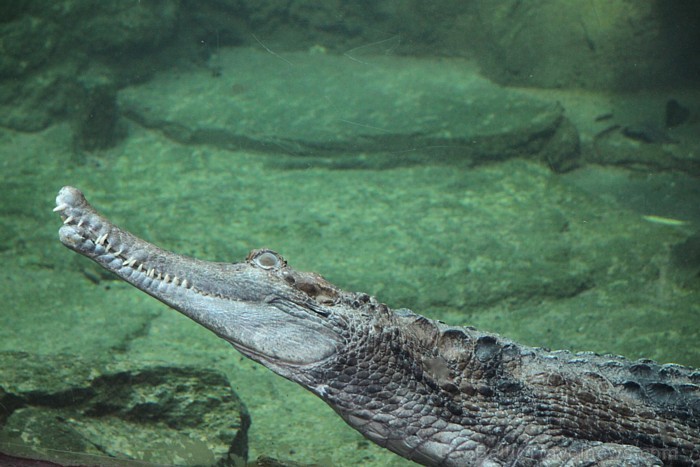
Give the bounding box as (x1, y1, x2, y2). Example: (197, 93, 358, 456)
(0, 351, 249, 466)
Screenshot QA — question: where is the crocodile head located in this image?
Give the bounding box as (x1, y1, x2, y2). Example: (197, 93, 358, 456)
(55, 186, 353, 389)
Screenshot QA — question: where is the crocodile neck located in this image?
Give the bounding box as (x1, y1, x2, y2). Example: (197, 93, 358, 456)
(55, 186, 700, 466)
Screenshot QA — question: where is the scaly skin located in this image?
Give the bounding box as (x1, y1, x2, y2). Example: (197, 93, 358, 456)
(54, 186, 699, 466)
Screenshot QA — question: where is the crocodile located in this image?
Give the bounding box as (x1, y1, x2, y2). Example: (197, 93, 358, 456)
(54, 186, 699, 466)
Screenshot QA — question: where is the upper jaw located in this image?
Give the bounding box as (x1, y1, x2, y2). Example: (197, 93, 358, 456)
(55, 186, 277, 301)
(55, 186, 340, 306)
(55, 185, 209, 296)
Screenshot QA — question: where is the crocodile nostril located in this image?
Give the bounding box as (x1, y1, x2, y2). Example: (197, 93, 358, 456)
(283, 272, 296, 284)
(298, 282, 320, 296)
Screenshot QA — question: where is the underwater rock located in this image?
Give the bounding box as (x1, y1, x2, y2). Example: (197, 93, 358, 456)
(593, 123, 700, 175)
(457, 1, 700, 91)
(0, 1, 178, 134)
(71, 78, 125, 152)
(0, 351, 249, 467)
(119, 48, 580, 171)
(665, 99, 691, 128)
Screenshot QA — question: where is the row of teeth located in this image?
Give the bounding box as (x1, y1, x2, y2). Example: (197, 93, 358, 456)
(55, 203, 191, 288)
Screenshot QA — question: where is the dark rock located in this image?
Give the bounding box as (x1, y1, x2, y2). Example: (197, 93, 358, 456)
(457, 1, 700, 91)
(541, 117, 581, 173)
(0, 69, 74, 132)
(592, 124, 700, 175)
(621, 124, 676, 144)
(0, 1, 187, 134)
(0, 451, 64, 466)
(0, 351, 249, 467)
(0, 16, 58, 79)
(71, 77, 125, 151)
(41, 0, 178, 57)
(666, 99, 691, 128)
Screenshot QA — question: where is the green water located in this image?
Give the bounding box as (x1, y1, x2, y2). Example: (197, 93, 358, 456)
(1, 7, 699, 463)
(2, 116, 699, 465)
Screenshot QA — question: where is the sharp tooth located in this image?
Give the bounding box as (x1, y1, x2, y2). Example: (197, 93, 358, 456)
(63, 216, 74, 225)
(147, 268, 155, 278)
(114, 249, 123, 257)
(105, 244, 111, 252)
(96, 233, 108, 245)
(53, 204, 68, 212)
(156, 272, 162, 280)
(173, 276, 180, 286)
(77, 219, 84, 227)
(182, 279, 189, 288)
(164, 274, 170, 283)
(137, 263, 144, 272)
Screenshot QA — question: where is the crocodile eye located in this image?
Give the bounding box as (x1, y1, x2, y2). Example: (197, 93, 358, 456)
(253, 250, 282, 269)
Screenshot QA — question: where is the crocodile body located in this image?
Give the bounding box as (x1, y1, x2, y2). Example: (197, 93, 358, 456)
(54, 186, 699, 466)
